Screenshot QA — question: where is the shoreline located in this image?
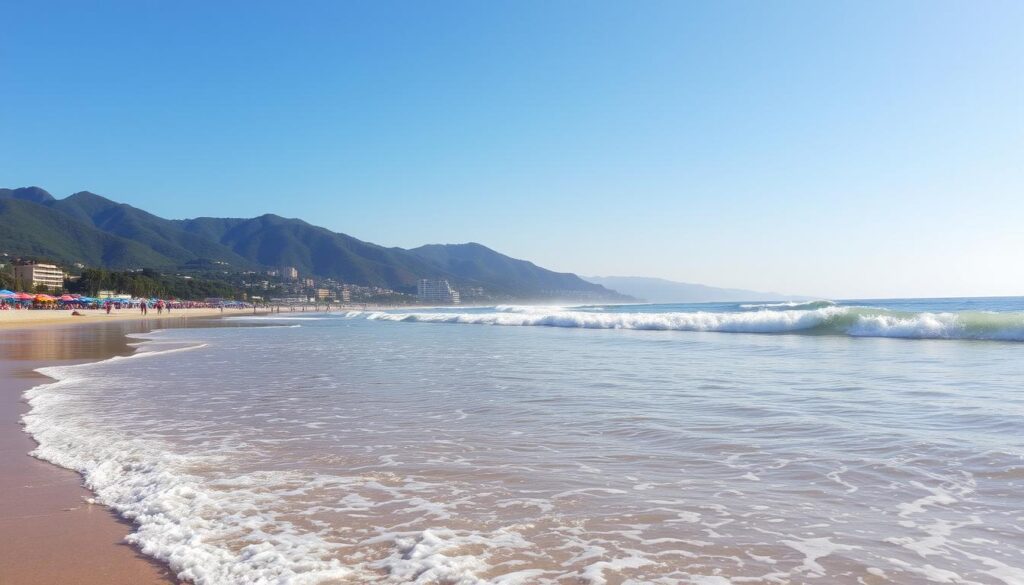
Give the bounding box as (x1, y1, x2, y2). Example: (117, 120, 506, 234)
(0, 314, 265, 584)
(0, 304, 425, 331)
(0, 307, 253, 330)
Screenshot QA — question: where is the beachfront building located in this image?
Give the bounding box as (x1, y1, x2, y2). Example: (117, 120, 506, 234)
(274, 296, 308, 304)
(417, 279, 460, 304)
(14, 263, 64, 291)
(282, 266, 299, 280)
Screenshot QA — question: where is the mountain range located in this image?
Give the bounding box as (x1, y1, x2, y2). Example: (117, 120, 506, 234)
(0, 187, 624, 300)
(584, 276, 809, 303)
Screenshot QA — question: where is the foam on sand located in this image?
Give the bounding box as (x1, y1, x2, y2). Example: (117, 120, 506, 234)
(23, 344, 352, 585)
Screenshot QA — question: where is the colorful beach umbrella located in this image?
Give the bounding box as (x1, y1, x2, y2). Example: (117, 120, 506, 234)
(14, 292, 34, 300)
(60, 294, 76, 301)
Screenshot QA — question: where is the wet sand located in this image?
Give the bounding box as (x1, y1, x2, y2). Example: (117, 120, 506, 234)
(0, 320, 230, 584)
(0, 307, 235, 329)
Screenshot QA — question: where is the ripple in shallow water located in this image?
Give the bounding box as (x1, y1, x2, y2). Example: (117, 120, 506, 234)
(24, 317, 1024, 584)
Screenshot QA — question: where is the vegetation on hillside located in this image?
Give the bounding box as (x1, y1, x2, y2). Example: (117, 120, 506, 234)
(1, 186, 626, 300)
(67, 268, 242, 300)
(0, 263, 13, 290)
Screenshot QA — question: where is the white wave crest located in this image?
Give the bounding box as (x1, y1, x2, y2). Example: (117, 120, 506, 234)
(346, 307, 1024, 341)
(493, 304, 567, 313)
(355, 308, 839, 333)
(846, 310, 1024, 341)
(739, 300, 837, 311)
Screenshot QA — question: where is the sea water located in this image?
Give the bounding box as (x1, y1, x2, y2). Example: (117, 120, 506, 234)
(23, 299, 1024, 584)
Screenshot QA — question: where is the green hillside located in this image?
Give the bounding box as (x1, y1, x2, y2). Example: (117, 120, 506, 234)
(0, 186, 625, 299)
(178, 215, 447, 289)
(0, 198, 173, 268)
(50, 192, 256, 267)
(409, 243, 617, 297)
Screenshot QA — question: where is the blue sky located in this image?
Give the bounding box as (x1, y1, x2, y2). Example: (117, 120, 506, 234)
(2, 1, 1021, 298)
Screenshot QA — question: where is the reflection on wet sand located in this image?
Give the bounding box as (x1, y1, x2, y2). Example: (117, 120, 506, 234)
(0, 321, 196, 585)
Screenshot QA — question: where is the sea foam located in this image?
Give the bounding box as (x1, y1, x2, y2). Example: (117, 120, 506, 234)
(346, 306, 1024, 341)
(23, 345, 353, 585)
(19, 311, 1024, 584)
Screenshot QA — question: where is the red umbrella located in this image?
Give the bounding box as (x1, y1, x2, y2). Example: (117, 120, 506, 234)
(14, 292, 33, 301)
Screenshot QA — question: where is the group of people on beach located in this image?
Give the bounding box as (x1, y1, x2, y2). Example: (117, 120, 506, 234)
(137, 300, 172, 315)
(1, 295, 248, 313)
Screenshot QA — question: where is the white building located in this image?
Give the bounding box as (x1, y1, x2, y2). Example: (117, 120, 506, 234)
(417, 279, 460, 304)
(14, 263, 64, 291)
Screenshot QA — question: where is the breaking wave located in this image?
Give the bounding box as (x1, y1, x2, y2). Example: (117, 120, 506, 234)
(345, 307, 1024, 341)
(493, 304, 570, 313)
(740, 300, 837, 311)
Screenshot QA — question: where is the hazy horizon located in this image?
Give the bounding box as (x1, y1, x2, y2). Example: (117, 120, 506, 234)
(2, 1, 1021, 299)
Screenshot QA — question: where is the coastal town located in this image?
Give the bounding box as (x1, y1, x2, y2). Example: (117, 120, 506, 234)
(0, 255, 466, 312)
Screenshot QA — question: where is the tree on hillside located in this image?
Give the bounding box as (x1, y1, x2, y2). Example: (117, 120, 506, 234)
(66, 267, 241, 300)
(0, 265, 12, 290)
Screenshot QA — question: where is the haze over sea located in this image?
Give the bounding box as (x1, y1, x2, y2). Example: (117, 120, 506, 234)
(25, 298, 1024, 584)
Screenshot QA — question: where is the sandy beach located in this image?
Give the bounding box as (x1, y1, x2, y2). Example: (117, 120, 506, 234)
(0, 310, 267, 584)
(0, 307, 240, 330)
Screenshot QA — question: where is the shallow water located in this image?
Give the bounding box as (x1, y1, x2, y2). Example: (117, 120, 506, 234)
(24, 299, 1024, 584)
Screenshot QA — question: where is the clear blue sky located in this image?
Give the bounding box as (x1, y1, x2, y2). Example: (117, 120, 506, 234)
(2, 1, 1021, 298)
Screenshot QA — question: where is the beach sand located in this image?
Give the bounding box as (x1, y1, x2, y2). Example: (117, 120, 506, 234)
(0, 306, 236, 329)
(0, 311, 267, 584)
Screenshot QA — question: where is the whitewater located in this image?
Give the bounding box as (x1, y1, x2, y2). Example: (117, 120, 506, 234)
(347, 297, 1024, 341)
(21, 297, 1024, 584)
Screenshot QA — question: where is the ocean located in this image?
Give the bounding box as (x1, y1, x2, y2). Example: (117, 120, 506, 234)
(24, 298, 1024, 584)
